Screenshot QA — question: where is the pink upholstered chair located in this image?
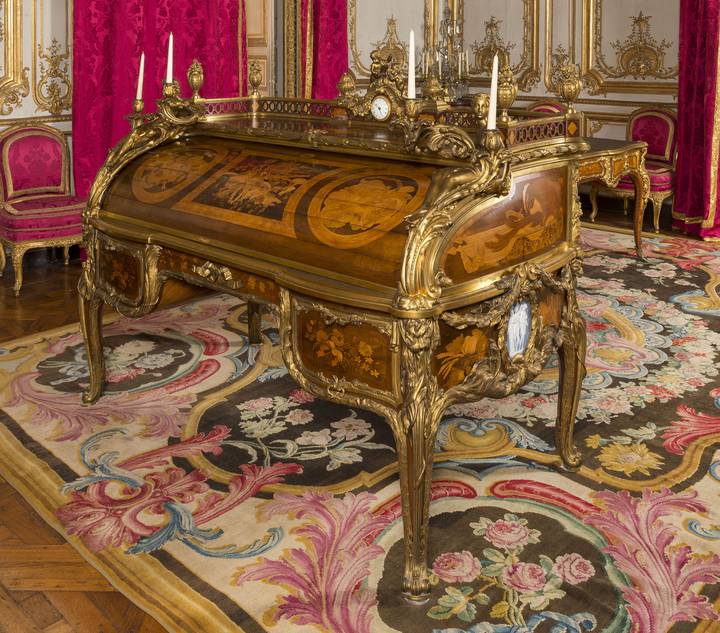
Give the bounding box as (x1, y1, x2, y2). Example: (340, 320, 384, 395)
(0, 123, 85, 295)
(527, 100, 568, 115)
(590, 107, 678, 232)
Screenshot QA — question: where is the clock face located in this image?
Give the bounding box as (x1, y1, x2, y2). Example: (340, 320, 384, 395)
(370, 95, 391, 121)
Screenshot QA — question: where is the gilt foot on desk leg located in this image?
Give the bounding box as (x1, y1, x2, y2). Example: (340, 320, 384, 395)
(556, 288, 586, 471)
(79, 291, 105, 405)
(247, 300, 262, 345)
(395, 318, 442, 605)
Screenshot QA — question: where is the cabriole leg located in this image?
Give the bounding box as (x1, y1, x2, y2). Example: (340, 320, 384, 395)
(589, 184, 600, 222)
(0, 243, 5, 277)
(63, 245, 71, 265)
(556, 288, 586, 470)
(12, 247, 26, 296)
(395, 318, 441, 604)
(79, 290, 105, 405)
(247, 300, 262, 344)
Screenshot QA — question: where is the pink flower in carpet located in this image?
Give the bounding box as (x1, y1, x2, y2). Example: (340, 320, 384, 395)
(243, 397, 274, 412)
(289, 389, 315, 404)
(647, 385, 677, 399)
(687, 378, 704, 387)
(672, 336, 697, 345)
(431, 551, 482, 584)
(501, 563, 547, 593)
(586, 322, 610, 331)
(285, 409, 314, 425)
(331, 416, 372, 441)
(106, 366, 144, 383)
(521, 396, 545, 409)
(553, 553, 595, 585)
(56, 467, 208, 552)
(485, 519, 534, 550)
(297, 429, 332, 446)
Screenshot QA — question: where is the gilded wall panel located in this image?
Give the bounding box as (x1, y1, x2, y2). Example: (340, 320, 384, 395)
(32, 0, 72, 115)
(247, 0, 274, 96)
(348, 0, 423, 79)
(463, 0, 540, 92)
(0, 0, 29, 116)
(581, 0, 679, 95)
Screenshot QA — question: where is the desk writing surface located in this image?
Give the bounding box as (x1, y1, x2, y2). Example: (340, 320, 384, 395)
(103, 135, 437, 289)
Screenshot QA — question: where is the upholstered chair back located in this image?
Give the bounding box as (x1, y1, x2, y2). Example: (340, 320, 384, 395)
(0, 124, 70, 202)
(527, 100, 568, 115)
(627, 108, 678, 164)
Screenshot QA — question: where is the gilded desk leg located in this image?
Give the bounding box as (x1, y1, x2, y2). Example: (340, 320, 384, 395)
(246, 300, 262, 344)
(0, 243, 5, 277)
(556, 288, 586, 471)
(395, 318, 441, 604)
(78, 287, 105, 405)
(589, 183, 600, 222)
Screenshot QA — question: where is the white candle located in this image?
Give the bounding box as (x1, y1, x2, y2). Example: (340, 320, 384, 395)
(438, 55, 442, 76)
(465, 49, 470, 75)
(407, 30, 416, 99)
(488, 53, 499, 130)
(135, 52, 145, 100)
(165, 32, 174, 84)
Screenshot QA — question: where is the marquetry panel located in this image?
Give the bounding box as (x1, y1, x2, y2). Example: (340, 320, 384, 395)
(295, 301, 396, 394)
(441, 167, 568, 283)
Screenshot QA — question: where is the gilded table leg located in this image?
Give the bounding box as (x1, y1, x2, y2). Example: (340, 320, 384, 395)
(555, 287, 586, 470)
(63, 245, 70, 266)
(630, 170, 650, 261)
(79, 289, 105, 405)
(589, 184, 600, 222)
(247, 300, 262, 344)
(395, 318, 442, 604)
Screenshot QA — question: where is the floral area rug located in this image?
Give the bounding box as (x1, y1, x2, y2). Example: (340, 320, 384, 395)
(1, 227, 720, 633)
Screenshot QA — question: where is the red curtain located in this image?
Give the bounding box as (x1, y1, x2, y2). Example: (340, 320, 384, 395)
(302, 0, 348, 100)
(674, 0, 720, 239)
(73, 0, 244, 197)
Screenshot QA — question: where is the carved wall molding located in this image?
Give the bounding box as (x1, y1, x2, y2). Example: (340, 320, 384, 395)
(581, 0, 678, 95)
(349, 8, 408, 79)
(34, 37, 71, 114)
(466, 0, 540, 92)
(0, 0, 30, 116)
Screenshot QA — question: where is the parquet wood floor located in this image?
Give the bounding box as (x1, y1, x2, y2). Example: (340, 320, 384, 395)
(0, 247, 207, 632)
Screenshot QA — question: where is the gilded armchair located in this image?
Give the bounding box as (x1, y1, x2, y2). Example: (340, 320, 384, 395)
(590, 107, 677, 232)
(0, 123, 85, 295)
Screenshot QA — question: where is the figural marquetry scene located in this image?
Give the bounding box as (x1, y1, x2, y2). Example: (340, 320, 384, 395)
(1, 2, 720, 633)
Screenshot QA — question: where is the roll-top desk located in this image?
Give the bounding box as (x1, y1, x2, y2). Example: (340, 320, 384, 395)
(77, 64, 647, 603)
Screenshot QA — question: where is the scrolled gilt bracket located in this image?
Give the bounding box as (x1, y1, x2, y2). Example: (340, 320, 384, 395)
(191, 261, 244, 289)
(85, 80, 205, 222)
(394, 125, 513, 312)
